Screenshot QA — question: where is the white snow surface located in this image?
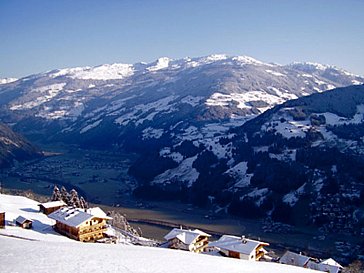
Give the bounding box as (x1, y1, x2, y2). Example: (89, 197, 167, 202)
(142, 127, 164, 140)
(0, 193, 320, 273)
(50, 63, 134, 80)
(0, 194, 71, 242)
(152, 156, 199, 187)
(0, 78, 17, 84)
(283, 183, 306, 207)
(261, 111, 311, 139)
(147, 57, 171, 71)
(265, 69, 285, 77)
(225, 162, 253, 188)
(206, 91, 288, 113)
(10, 83, 67, 110)
(0, 235, 317, 273)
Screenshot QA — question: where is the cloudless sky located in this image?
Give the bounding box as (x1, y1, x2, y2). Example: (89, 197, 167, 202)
(0, 0, 363, 78)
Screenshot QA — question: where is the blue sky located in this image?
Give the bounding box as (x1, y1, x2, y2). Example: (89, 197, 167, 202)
(1, 0, 363, 78)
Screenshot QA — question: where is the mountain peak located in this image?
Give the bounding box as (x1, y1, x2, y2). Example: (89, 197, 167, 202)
(0, 77, 18, 85)
(147, 57, 171, 72)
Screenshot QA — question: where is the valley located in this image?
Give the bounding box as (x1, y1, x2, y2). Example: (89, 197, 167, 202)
(1, 56, 364, 265)
(0, 144, 138, 205)
(1, 144, 362, 264)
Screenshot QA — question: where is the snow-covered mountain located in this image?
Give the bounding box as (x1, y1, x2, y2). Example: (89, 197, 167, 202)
(0, 55, 363, 229)
(0, 55, 362, 146)
(128, 83, 364, 257)
(154, 84, 364, 236)
(0, 77, 17, 85)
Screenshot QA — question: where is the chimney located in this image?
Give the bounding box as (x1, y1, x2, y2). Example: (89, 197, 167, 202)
(241, 235, 247, 244)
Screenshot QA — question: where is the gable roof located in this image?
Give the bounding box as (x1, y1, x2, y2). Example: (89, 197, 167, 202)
(320, 258, 343, 269)
(86, 207, 111, 219)
(164, 228, 210, 245)
(209, 235, 269, 255)
(15, 215, 32, 224)
(38, 200, 66, 209)
(307, 260, 341, 273)
(48, 207, 111, 228)
(279, 251, 311, 267)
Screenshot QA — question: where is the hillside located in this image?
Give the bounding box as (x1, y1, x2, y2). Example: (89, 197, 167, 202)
(1, 58, 364, 256)
(0, 55, 362, 192)
(0, 123, 42, 168)
(0, 193, 319, 273)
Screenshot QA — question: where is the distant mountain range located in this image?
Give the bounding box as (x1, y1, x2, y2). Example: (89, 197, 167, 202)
(0, 55, 363, 232)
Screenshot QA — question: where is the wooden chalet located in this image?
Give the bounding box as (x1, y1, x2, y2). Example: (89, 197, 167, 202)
(164, 228, 211, 253)
(48, 207, 112, 242)
(38, 200, 66, 215)
(0, 212, 5, 228)
(15, 215, 33, 229)
(280, 251, 343, 273)
(208, 235, 269, 261)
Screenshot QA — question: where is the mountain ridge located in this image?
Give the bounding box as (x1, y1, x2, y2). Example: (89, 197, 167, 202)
(0, 56, 363, 237)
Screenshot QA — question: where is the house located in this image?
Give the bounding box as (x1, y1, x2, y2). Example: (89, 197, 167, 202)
(279, 251, 311, 267)
(208, 235, 269, 261)
(164, 228, 211, 253)
(0, 212, 5, 228)
(280, 251, 343, 273)
(15, 215, 33, 229)
(320, 258, 343, 270)
(48, 207, 112, 242)
(306, 260, 343, 273)
(38, 200, 66, 215)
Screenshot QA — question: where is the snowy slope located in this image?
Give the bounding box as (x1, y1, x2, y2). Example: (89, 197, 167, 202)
(0, 236, 320, 273)
(0, 194, 318, 273)
(0, 123, 42, 168)
(0, 194, 71, 242)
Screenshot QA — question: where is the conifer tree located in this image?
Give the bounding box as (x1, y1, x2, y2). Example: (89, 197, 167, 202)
(79, 196, 88, 209)
(69, 189, 81, 208)
(60, 186, 70, 205)
(51, 185, 62, 201)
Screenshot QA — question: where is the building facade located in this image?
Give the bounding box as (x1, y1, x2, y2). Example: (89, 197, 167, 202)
(48, 207, 111, 242)
(164, 228, 211, 253)
(38, 200, 66, 215)
(209, 235, 269, 261)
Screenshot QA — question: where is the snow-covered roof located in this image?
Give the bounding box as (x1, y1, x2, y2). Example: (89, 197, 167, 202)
(39, 200, 66, 209)
(320, 258, 343, 268)
(307, 260, 341, 273)
(86, 207, 111, 220)
(208, 235, 269, 255)
(48, 207, 111, 228)
(164, 228, 210, 245)
(279, 251, 311, 267)
(15, 215, 32, 224)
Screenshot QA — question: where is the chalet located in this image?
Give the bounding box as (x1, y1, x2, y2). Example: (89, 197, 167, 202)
(280, 251, 343, 273)
(48, 207, 112, 242)
(0, 212, 5, 228)
(15, 215, 33, 229)
(279, 251, 311, 267)
(38, 200, 66, 215)
(306, 260, 343, 273)
(208, 235, 269, 261)
(164, 228, 211, 253)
